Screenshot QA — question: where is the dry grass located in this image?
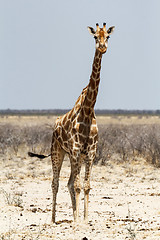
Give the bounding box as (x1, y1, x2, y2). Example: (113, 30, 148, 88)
(1, 115, 160, 166)
(1, 114, 160, 125)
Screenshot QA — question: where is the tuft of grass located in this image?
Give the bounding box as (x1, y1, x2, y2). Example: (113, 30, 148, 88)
(124, 186, 136, 240)
(126, 206, 136, 240)
(1, 189, 23, 208)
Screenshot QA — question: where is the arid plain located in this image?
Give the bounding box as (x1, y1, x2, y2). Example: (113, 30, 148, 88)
(0, 115, 160, 240)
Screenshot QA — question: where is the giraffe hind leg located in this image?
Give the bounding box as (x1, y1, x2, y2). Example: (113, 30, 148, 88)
(84, 155, 94, 223)
(51, 139, 65, 223)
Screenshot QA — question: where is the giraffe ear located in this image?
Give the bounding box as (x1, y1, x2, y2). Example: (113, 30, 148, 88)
(107, 26, 115, 35)
(88, 27, 96, 35)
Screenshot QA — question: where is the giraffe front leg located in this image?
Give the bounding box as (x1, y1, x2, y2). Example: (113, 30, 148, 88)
(68, 172, 76, 220)
(68, 157, 82, 222)
(69, 172, 81, 222)
(74, 175, 81, 222)
(84, 158, 93, 223)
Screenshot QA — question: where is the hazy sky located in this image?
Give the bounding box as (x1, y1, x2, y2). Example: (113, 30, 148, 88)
(1, 0, 160, 110)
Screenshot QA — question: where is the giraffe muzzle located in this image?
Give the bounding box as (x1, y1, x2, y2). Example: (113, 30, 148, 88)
(98, 46, 107, 54)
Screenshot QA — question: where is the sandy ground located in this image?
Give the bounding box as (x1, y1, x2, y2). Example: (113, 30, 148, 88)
(0, 153, 160, 240)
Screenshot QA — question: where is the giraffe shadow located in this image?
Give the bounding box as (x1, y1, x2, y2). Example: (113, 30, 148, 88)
(55, 219, 73, 225)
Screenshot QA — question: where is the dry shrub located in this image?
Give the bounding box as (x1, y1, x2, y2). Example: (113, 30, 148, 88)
(23, 125, 52, 154)
(0, 123, 22, 155)
(0, 123, 52, 158)
(96, 124, 160, 166)
(1, 123, 160, 167)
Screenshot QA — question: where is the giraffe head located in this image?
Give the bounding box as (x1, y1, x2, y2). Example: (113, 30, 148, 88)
(88, 23, 115, 54)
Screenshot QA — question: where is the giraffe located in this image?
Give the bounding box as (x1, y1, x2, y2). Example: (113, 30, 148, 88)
(28, 23, 115, 223)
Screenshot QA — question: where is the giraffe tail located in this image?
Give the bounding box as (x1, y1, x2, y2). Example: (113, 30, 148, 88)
(28, 152, 51, 159)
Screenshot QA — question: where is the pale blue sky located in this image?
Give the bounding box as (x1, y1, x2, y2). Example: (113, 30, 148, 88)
(1, 0, 160, 110)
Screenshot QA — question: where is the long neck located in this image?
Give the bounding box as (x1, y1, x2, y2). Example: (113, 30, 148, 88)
(83, 49, 103, 112)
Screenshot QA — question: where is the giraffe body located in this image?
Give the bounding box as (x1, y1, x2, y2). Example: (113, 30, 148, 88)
(51, 23, 114, 223)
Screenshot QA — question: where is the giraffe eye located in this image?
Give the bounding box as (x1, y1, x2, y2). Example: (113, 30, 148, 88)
(94, 36, 97, 40)
(106, 36, 110, 40)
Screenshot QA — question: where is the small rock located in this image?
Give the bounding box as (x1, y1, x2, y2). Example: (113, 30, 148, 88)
(32, 208, 37, 213)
